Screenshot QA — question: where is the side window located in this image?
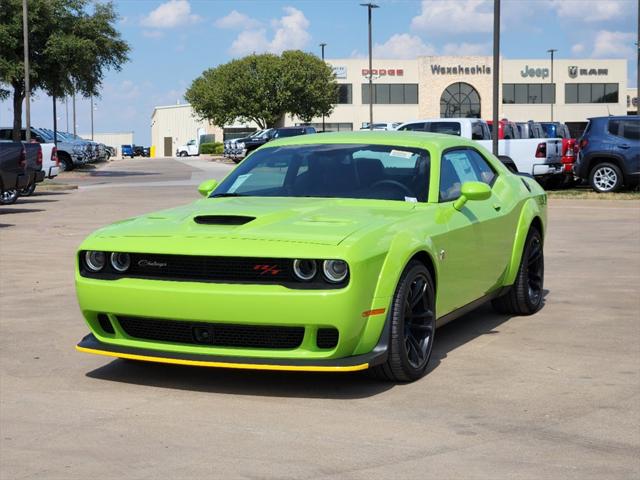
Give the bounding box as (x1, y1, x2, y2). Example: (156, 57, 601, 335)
(398, 122, 426, 131)
(482, 123, 492, 140)
(471, 122, 484, 140)
(620, 121, 640, 140)
(439, 149, 496, 202)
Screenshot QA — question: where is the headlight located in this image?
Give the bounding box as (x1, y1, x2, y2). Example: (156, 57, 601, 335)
(322, 260, 349, 283)
(236, 142, 244, 149)
(84, 251, 106, 271)
(110, 252, 131, 272)
(73, 145, 84, 154)
(293, 259, 317, 281)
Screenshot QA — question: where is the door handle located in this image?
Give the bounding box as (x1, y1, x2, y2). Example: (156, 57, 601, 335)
(493, 203, 502, 211)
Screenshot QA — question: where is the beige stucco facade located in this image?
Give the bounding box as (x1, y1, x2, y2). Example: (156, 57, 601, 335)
(151, 104, 222, 157)
(319, 56, 629, 128)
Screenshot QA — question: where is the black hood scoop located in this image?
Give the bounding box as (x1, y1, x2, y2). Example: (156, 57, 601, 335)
(193, 215, 256, 226)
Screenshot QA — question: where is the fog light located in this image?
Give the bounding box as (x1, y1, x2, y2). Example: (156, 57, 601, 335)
(110, 252, 131, 272)
(85, 251, 106, 271)
(322, 260, 348, 283)
(293, 259, 317, 281)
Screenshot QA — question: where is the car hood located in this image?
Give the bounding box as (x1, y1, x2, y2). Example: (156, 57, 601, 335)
(93, 197, 418, 246)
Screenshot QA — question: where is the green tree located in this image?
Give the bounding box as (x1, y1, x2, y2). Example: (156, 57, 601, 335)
(186, 51, 337, 129)
(0, 0, 130, 140)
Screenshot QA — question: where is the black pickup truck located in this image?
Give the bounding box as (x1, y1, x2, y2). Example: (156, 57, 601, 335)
(21, 142, 45, 196)
(0, 141, 30, 205)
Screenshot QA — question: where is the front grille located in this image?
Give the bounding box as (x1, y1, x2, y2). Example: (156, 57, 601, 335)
(128, 253, 292, 283)
(317, 328, 339, 349)
(117, 316, 305, 349)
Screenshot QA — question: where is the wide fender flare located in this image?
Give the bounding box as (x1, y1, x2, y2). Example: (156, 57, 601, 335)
(504, 197, 546, 286)
(352, 231, 438, 356)
(372, 230, 439, 301)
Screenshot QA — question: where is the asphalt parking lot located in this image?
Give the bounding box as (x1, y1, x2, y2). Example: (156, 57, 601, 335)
(1, 157, 639, 479)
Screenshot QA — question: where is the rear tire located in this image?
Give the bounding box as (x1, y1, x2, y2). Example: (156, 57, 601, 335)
(372, 261, 435, 382)
(19, 182, 36, 196)
(589, 162, 622, 193)
(492, 228, 544, 315)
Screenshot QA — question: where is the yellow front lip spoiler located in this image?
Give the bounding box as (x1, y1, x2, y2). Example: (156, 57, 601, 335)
(76, 345, 370, 373)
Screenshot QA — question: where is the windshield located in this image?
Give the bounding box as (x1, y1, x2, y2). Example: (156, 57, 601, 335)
(211, 144, 430, 202)
(274, 129, 304, 138)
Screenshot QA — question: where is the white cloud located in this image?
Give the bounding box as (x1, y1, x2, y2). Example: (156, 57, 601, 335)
(411, 0, 492, 34)
(228, 7, 310, 56)
(269, 7, 310, 54)
(545, 0, 625, 22)
(442, 42, 491, 56)
(141, 0, 201, 29)
(230, 29, 269, 56)
(571, 43, 585, 55)
(372, 34, 436, 59)
(215, 10, 261, 29)
(591, 30, 635, 57)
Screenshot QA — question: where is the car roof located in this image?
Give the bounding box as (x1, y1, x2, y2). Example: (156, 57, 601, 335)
(588, 116, 638, 121)
(400, 118, 482, 123)
(264, 130, 482, 151)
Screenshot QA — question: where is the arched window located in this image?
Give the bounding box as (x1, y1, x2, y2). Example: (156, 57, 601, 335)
(440, 82, 481, 118)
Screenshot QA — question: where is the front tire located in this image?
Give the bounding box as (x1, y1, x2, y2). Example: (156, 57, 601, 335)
(373, 261, 435, 382)
(1, 189, 19, 205)
(590, 162, 622, 193)
(492, 228, 544, 315)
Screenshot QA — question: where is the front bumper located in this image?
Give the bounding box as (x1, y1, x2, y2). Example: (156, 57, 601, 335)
(77, 332, 387, 372)
(76, 269, 391, 366)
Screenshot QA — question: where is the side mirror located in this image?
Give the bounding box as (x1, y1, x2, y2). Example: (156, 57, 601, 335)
(453, 181, 491, 211)
(198, 179, 218, 197)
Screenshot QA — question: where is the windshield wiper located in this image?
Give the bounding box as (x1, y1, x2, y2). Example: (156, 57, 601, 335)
(209, 192, 247, 198)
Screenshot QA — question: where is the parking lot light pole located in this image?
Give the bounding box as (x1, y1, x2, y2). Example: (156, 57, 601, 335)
(491, 0, 500, 156)
(547, 49, 557, 122)
(90, 95, 94, 140)
(22, 0, 31, 141)
(360, 3, 379, 131)
(320, 42, 327, 132)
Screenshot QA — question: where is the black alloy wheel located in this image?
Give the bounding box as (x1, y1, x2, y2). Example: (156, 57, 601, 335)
(492, 227, 544, 315)
(19, 182, 36, 196)
(373, 261, 435, 382)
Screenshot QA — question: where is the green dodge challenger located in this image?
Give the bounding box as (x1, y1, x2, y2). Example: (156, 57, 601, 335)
(76, 131, 546, 381)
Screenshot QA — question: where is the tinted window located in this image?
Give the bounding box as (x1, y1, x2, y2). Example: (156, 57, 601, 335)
(213, 144, 430, 202)
(472, 122, 485, 140)
(337, 84, 352, 104)
(502, 84, 555, 104)
(566, 83, 619, 103)
(609, 120, 640, 140)
(274, 129, 304, 138)
(427, 122, 461, 136)
(362, 84, 419, 104)
(439, 148, 496, 202)
(398, 122, 426, 131)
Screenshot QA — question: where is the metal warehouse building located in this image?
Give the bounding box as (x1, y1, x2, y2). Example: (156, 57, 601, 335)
(151, 55, 632, 154)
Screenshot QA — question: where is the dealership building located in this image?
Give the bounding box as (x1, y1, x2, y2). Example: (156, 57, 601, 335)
(151, 55, 631, 154)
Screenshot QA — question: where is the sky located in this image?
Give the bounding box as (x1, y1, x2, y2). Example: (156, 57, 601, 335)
(0, 0, 637, 145)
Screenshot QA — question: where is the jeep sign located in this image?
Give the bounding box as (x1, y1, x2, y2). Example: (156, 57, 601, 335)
(520, 65, 549, 79)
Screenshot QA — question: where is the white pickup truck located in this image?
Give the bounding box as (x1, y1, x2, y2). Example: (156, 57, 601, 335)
(396, 118, 563, 180)
(176, 139, 199, 157)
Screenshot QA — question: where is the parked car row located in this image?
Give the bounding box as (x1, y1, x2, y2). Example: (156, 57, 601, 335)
(223, 126, 316, 163)
(121, 145, 150, 158)
(0, 140, 58, 205)
(0, 127, 111, 171)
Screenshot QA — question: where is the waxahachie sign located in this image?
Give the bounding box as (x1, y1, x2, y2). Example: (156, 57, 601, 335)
(430, 64, 491, 75)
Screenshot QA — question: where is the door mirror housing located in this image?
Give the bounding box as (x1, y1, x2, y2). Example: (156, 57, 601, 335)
(198, 179, 219, 197)
(453, 181, 491, 210)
